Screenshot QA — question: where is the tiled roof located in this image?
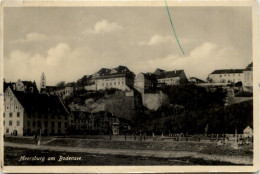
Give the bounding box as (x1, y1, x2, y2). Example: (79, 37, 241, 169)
(157, 70, 184, 79)
(211, 69, 244, 74)
(94, 66, 135, 78)
(12, 90, 69, 115)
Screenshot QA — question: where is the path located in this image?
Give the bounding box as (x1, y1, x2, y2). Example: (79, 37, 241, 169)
(4, 142, 252, 165)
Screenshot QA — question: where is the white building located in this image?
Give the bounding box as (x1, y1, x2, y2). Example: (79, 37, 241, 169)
(207, 62, 253, 87)
(243, 126, 253, 137)
(243, 62, 253, 87)
(208, 69, 244, 83)
(93, 66, 135, 91)
(3, 86, 69, 136)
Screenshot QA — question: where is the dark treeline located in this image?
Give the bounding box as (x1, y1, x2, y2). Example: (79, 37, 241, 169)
(134, 85, 253, 135)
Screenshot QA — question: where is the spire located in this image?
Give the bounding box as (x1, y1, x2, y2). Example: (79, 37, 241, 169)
(40, 72, 46, 90)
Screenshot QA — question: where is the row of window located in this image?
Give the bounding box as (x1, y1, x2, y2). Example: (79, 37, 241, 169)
(100, 78, 125, 82)
(27, 114, 67, 120)
(102, 81, 124, 86)
(159, 78, 178, 82)
(27, 120, 68, 129)
(3, 120, 20, 126)
(219, 74, 241, 77)
(4, 105, 20, 110)
(3, 112, 20, 118)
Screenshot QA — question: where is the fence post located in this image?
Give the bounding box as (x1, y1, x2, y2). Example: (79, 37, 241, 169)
(125, 134, 127, 141)
(110, 133, 112, 140)
(134, 134, 136, 140)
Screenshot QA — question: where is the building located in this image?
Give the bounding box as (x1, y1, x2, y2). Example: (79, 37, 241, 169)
(69, 111, 120, 135)
(15, 79, 39, 94)
(40, 72, 46, 92)
(64, 82, 75, 98)
(134, 72, 157, 94)
(243, 62, 253, 87)
(153, 68, 166, 76)
(207, 62, 253, 87)
(243, 126, 253, 138)
(207, 69, 244, 84)
(3, 86, 70, 136)
(157, 70, 187, 85)
(188, 77, 205, 84)
(93, 66, 135, 91)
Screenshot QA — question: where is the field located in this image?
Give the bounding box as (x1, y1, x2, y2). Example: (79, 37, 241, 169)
(3, 136, 253, 166)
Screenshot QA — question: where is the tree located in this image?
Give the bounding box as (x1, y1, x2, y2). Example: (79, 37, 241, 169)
(56, 81, 65, 87)
(165, 84, 226, 135)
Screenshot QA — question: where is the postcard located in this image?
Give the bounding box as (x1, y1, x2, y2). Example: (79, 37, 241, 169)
(1, 0, 259, 173)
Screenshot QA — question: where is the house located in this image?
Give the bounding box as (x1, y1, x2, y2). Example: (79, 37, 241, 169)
(207, 69, 244, 84)
(243, 126, 253, 137)
(93, 65, 135, 91)
(153, 68, 166, 76)
(64, 82, 75, 98)
(243, 62, 253, 88)
(188, 77, 205, 84)
(134, 72, 157, 94)
(157, 70, 187, 85)
(3, 86, 70, 136)
(69, 111, 94, 133)
(15, 79, 39, 94)
(69, 111, 120, 135)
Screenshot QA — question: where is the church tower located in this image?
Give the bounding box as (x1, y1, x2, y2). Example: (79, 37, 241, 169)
(40, 72, 46, 91)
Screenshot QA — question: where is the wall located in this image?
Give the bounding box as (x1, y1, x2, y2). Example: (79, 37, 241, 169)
(208, 73, 244, 83)
(244, 70, 253, 87)
(95, 77, 127, 91)
(3, 87, 24, 136)
(84, 84, 96, 91)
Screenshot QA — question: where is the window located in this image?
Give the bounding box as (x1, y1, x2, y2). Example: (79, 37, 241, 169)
(27, 121, 31, 127)
(44, 121, 48, 128)
(6, 106, 9, 110)
(106, 83, 108, 86)
(58, 122, 61, 128)
(33, 121, 36, 127)
(71, 120, 73, 123)
(17, 112, 20, 117)
(16, 106, 18, 109)
(3, 121, 5, 126)
(122, 81, 124, 85)
(51, 114, 55, 119)
(58, 115, 61, 120)
(238, 74, 240, 76)
(37, 121, 41, 128)
(6, 128, 9, 133)
(9, 113, 12, 118)
(51, 122, 55, 128)
(3, 113, 5, 118)
(110, 83, 112, 86)
(17, 121, 20, 126)
(114, 82, 116, 85)
(118, 82, 120, 85)
(65, 122, 68, 128)
(9, 121, 12, 126)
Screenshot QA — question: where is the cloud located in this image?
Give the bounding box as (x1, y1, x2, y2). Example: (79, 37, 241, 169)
(4, 43, 98, 87)
(12, 32, 48, 43)
(138, 35, 194, 46)
(138, 35, 174, 46)
(84, 20, 122, 34)
(129, 42, 248, 80)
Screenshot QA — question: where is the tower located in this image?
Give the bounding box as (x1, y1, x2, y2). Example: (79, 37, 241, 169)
(40, 72, 46, 91)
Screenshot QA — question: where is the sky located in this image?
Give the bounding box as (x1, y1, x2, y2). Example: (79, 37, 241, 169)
(3, 7, 252, 87)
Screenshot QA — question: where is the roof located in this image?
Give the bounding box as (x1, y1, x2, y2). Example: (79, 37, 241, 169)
(245, 62, 253, 70)
(65, 82, 75, 87)
(157, 70, 185, 79)
(4, 82, 15, 92)
(143, 73, 158, 81)
(153, 68, 166, 76)
(211, 69, 244, 74)
(94, 65, 135, 79)
(12, 90, 69, 115)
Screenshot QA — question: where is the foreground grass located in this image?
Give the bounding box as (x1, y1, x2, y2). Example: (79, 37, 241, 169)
(4, 147, 238, 166)
(4, 137, 253, 157)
